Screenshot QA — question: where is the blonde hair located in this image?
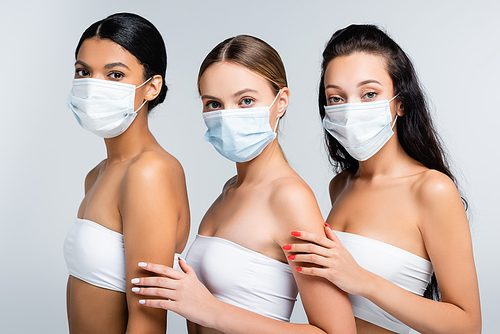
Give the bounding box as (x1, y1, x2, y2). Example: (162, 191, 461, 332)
(198, 35, 288, 161)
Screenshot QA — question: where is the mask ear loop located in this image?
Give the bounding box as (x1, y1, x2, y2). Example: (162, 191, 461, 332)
(271, 89, 282, 133)
(134, 99, 148, 113)
(389, 93, 400, 129)
(134, 77, 154, 113)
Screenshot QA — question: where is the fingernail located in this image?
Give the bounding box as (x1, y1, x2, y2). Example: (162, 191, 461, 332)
(132, 287, 140, 292)
(139, 299, 146, 304)
(291, 231, 301, 237)
(295, 267, 302, 272)
(288, 255, 295, 260)
(138, 262, 147, 267)
(131, 278, 140, 284)
(178, 256, 186, 263)
(324, 223, 331, 229)
(282, 245, 291, 250)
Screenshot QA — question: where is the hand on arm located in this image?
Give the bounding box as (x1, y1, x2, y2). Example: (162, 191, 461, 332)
(121, 154, 187, 333)
(132, 179, 355, 333)
(286, 225, 372, 296)
(133, 260, 326, 334)
(289, 172, 481, 334)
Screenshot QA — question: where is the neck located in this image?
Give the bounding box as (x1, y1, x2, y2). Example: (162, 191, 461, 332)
(356, 135, 411, 179)
(234, 139, 285, 186)
(103, 112, 156, 164)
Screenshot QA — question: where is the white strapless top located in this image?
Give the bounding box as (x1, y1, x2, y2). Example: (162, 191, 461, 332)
(64, 218, 180, 293)
(186, 235, 298, 322)
(64, 218, 126, 292)
(336, 231, 433, 334)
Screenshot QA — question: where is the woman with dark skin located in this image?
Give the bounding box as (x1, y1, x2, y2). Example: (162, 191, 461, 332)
(64, 13, 190, 333)
(286, 25, 481, 334)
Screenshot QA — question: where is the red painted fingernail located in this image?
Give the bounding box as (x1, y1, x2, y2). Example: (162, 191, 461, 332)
(291, 231, 301, 237)
(324, 223, 331, 229)
(282, 245, 291, 250)
(288, 255, 295, 260)
(295, 267, 302, 272)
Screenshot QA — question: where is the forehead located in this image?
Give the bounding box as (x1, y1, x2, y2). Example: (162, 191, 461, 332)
(324, 52, 391, 85)
(199, 62, 273, 96)
(76, 38, 142, 68)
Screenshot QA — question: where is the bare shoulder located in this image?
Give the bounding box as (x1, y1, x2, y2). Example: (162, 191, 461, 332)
(329, 170, 353, 205)
(413, 169, 461, 205)
(84, 159, 106, 194)
(269, 175, 323, 230)
(413, 169, 468, 233)
(125, 150, 185, 186)
(271, 175, 316, 206)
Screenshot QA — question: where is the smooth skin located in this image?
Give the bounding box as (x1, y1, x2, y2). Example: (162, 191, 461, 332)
(132, 62, 356, 334)
(285, 53, 481, 334)
(66, 38, 190, 334)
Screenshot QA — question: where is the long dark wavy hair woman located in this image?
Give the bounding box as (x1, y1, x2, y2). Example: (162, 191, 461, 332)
(286, 24, 481, 334)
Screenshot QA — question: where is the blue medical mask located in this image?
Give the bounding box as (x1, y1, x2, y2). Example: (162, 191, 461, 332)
(67, 77, 151, 138)
(323, 95, 399, 161)
(203, 91, 281, 163)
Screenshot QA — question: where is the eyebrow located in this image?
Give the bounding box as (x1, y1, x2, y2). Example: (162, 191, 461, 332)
(233, 88, 258, 97)
(201, 94, 219, 100)
(75, 60, 89, 68)
(74, 60, 130, 70)
(357, 79, 382, 87)
(201, 88, 259, 101)
(104, 62, 130, 70)
(325, 80, 383, 90)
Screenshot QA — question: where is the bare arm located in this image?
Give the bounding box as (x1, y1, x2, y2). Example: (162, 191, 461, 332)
(289, 171, 481, 334)
(120, 153, 188, 333)
(133, 180, 356, 333)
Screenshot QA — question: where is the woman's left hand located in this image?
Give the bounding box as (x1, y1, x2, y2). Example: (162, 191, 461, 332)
(131, 259, 220, 328)
(286, 225, 372, 296)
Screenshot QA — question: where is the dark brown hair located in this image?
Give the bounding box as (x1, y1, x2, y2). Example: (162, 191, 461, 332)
(319, 24, 468, 301)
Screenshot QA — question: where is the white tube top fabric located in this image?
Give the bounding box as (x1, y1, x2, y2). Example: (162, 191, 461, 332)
(64, 218, 126, 292)
(335, 231, 433, 334)
(64, 218, 181, 293)
(186, 235, 298, 322)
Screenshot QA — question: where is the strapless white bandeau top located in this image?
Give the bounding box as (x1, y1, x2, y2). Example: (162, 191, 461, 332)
(64, 218, 180, 293)
(64, 218, 126, 292)
(335, 231, 433, 334)
(186, 235, 298, 322)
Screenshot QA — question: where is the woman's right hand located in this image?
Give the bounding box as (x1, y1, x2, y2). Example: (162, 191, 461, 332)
(131, 259, 221, 328)
(286, 225, 374, 296)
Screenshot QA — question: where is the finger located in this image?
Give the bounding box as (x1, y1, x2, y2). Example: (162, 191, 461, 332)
(178, 257, 198, 278)
(283, 242, 332, 257)
(139, 298, 176, 311)
(288, 253, 330, 267)
(324, 224, 341, 243)
(131, 276, 178, 289)
(138, 262, 184, 280)
(290, 230, 335, 248)
(132, 286, 176, 300)
(295, 266, 331, 279)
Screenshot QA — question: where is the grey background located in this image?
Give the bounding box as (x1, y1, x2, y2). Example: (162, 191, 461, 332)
(0, 0, 498, 333)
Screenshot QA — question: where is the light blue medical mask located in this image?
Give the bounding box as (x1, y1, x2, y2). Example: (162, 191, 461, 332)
(323, 95, 399, 161)
(67, 77, 151, 138)
(203, 91, 281, 163)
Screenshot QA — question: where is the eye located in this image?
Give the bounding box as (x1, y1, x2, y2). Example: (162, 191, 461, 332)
(109, 72, 124, 80)
(206, 101, 222, 110)
(240, 98, 255, 107)
(363, 91, 377, 99)
(75, 68, 90, 77)
(327, 96, 343, 105)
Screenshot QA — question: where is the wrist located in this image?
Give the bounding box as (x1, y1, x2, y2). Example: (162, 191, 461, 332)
(205, 297, 224, 329)
(357, 269, 379, 298)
